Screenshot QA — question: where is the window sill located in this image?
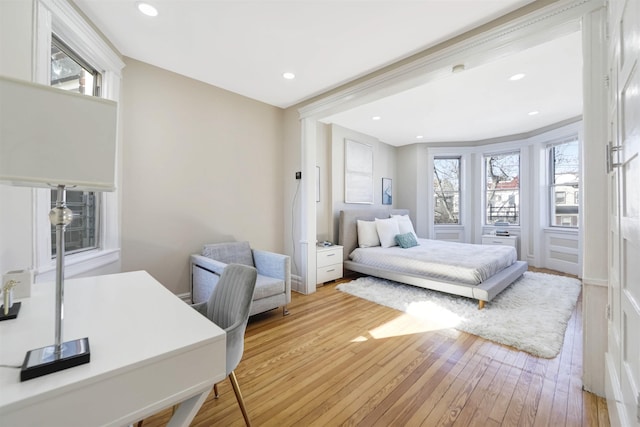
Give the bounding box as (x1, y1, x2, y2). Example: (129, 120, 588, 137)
(35, 248, 120, 283)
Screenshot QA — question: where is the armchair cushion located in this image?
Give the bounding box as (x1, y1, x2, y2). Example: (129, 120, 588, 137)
(254, 275, 285, 300)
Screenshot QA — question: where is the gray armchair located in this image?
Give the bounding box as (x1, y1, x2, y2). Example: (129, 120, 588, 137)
(190, 241, 291, 316)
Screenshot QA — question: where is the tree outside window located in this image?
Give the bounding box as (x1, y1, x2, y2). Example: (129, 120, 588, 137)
(485, 152, 520, 225)
(433, 157, 461, 224)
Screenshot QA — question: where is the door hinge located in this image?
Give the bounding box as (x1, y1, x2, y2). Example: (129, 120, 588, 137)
(604, 74, 610, 89)
(637, 392, 640, 422)
(606, 142, 622, 173)
(606, 304, 611, 320)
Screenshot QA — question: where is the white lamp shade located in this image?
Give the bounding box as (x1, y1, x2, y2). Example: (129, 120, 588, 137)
(0, 76, 117, 191)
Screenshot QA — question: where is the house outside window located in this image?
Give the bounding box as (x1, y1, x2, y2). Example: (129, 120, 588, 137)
(484, 151, 520, 225)
(49, 35, 101, 257)
(433, 157, 461, 224)
(549, 138, 579, 228)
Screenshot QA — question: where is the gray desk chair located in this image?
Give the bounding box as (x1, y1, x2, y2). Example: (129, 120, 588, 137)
(192, 263, 258, 427)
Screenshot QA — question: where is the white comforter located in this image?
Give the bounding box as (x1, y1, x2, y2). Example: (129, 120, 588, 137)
(349, 238, 517, 285)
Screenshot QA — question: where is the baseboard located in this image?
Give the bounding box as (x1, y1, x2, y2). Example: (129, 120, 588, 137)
(582, 277, 609, 287)
(291, 274, 303, 293)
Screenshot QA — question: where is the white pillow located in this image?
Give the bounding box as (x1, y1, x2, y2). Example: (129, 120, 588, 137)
(357, 220, 380, 248)
(375, 217, 400, 248)
(391, 214, 417, 240)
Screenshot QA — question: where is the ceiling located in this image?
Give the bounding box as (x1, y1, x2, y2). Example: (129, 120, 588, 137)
(73, 0, 583, 146)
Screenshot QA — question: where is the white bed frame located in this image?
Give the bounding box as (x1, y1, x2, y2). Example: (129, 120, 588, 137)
(338, 209, 528, 309)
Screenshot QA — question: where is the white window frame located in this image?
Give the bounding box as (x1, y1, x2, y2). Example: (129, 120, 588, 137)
(33, 0, 124, 280)
(433, 156, 463, 226)
(426, 147, 471, 242)
(546, 135, 580, 229)
(483, 149, 521, 226)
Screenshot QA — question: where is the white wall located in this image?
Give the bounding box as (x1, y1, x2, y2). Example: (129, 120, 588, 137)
(120, 58, 285, 295)
(396, 144, 427, 237)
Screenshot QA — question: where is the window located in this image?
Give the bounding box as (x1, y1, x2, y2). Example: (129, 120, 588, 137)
(51, 36, 100, 95)
(34, 0, 124, 280)
(485, 151, 520, 225)
(433, 157, 461, 224)
(549, 138, 579, 228)
(49, 36, 101, 257)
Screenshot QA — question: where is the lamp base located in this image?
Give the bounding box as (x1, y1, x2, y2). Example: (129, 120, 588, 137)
(20, 337, 90, 382)
(0, 301, 21, 321)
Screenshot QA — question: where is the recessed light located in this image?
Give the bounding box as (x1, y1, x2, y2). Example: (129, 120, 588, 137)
(137, 2, 158, 17)
(452, 64, 465, 73)
(372, 116, 381, 121)
(282, 72, 295, 80)
(416, 135, 424, 139)
(509, 73, 526, 81)
(528, 110, 539, 116)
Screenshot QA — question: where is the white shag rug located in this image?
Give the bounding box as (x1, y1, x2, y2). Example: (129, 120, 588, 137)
(336, 271, 581, 358)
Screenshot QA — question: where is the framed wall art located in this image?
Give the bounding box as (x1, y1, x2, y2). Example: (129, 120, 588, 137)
(345, 139, 373, 204)
(382, 177, 392, 205)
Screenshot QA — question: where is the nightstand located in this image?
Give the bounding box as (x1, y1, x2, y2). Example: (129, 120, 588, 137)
(481, 235, 519, 258)
(316, 245, 343, 284)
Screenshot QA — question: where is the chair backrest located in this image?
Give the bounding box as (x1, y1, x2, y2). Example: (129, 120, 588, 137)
(204, 263, 258, 374)
(202, 241, 255, 267)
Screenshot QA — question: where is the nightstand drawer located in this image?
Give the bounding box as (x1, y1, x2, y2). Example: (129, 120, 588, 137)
(481, 235, 519, 258)
(317, 246, 343, 267)
(481, 235, 518, 247)
(317, 264, 343, 284)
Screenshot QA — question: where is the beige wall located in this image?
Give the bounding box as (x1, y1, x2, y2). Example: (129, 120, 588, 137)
(121, 58, 284, 294)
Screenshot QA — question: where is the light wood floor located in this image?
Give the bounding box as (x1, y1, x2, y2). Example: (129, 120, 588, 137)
(141, 268, 610, 426)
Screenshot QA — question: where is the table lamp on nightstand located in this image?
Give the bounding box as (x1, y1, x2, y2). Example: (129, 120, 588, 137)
(0, 76, 117, 381)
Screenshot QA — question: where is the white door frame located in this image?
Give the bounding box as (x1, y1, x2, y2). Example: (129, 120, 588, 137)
(296, 0, 609, 398)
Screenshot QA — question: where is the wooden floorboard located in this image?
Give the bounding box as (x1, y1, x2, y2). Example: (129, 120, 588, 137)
(139, 267, 610, 427)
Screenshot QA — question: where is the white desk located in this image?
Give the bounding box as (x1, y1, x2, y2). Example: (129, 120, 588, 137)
(0, 271, 226, 427)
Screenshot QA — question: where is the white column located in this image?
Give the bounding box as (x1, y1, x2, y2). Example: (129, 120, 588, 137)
(301, 117, 318, 294)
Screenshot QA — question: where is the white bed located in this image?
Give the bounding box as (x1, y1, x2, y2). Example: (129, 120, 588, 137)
(338, 209, 528, 309)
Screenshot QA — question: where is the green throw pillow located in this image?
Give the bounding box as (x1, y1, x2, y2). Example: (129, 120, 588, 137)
(395, 232, 418, 248)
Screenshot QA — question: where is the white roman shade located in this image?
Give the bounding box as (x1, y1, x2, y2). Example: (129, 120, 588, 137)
(0, 75, 117, 192)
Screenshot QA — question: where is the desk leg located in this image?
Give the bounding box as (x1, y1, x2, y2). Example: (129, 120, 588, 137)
(166, 386, 213, 427)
